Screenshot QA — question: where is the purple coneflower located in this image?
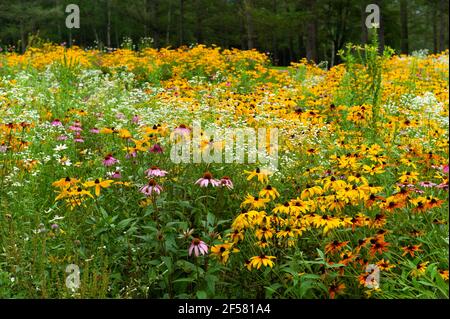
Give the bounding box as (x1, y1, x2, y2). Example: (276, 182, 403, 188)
(140, 179, 163, 196)
(110, 171, 122, 179)
(57, 135, 68, 141)
(73, 132, 84, 143)
(149, 143, 164, 153)
(125, 151, 137, 159)
(419, 181, 436, 188)
(90, 127, 100, 134)
(51, 119, 63, 127)
(436, 182, 449, 190)
(220, 176, 234, 189)
(196, 172, 220, 188)
(145, 166, 168, 177)
(103, 154, 118, 166)
(173, 124, 191, 136)
(443, 165, 449, 174)
(132, 115, 140, 124)
(68, 122, 82, 132)
(189, 238, 208, 257)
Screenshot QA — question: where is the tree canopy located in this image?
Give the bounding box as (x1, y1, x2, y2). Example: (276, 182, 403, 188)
(0, 0, 448, 65)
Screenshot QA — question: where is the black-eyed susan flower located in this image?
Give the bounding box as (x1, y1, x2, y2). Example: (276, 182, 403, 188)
(244, 167, 271, 184)
(52, 176, 80, 189)
(369, 237, 390, 256)
(300, 185, 323, 199)
(398, 171, 419, 183)
(248, 254, 276, 270)
(325, 240, 349, 254)
(241, 194, 269, 209)
(411, 261, 429, 277)
(376, 259, 396, 271)
(83, 178, 114, 196)
(439, 269, 449, 280)
(272, 202, 291, 214)
(401, 244, 422, 257)
(255, 226, 273, 240)
(328, 282, 345, 299)
(211, 243, 237, 264)
(229, 229, 245, 243)
(370, 214, 387, 228)
(259, 185, 280, 200)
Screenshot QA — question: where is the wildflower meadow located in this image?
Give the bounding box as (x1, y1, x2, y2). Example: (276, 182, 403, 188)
(0, 35, 448, 299)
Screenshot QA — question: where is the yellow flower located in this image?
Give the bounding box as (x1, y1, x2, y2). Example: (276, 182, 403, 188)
(411, 261, 429, 277)
(211, 243, 237, 264)
(255, 226, 274, 240)
(439, 270, 449, 281)
(118, 129, 132, 139)
(248, 254, 276, 269)
(244, 167, 271, 184)
(100, 127, 114, 134)
(398, 171, 419, 183)
(376, 259, 396, 271)
(259, 185, 280, 200)
(52, 177, 79, 189)
(300, 185, 323, 199)
(241, 194, 270, 210)
(83, 178, 114, 196)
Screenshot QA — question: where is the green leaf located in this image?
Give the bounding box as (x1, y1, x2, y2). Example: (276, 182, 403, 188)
(173, 277, 195, 284)
(161, 256, 173, 273)
(196, 290, 207, 299)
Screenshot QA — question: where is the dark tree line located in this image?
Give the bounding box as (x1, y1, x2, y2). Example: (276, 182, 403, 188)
(0, 0, 448, 65)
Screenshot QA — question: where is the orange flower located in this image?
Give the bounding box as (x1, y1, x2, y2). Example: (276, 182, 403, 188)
(328, 282, 345, 299)
(401, 244, 422, 257)
(369, 238, 390, 256)
(325, 240, 349, 254)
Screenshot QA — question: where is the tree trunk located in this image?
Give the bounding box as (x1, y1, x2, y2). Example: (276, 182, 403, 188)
(400, 0, 408, 54)
(271, 0, 278, 64)
(20, 20, 26, 53)
(331, 40, 335, 67)
(439, 0, 446, 52)
(55, 0, 61, 40)
(106, 0, 111, 48)
(151, 0, 160, 47)
(179, 0, 184, 46)
(432, 2, 438, 54)
(375, 0, 385, 54)
(143, 0, 148, 37)
(360, 3, 368, 44)
(166, 2, 172, 46)
(305, 0, 317, 63)
(243, 0, 254, 49)
(195, 0, 204, 44)
(115, 25, 119, 48)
